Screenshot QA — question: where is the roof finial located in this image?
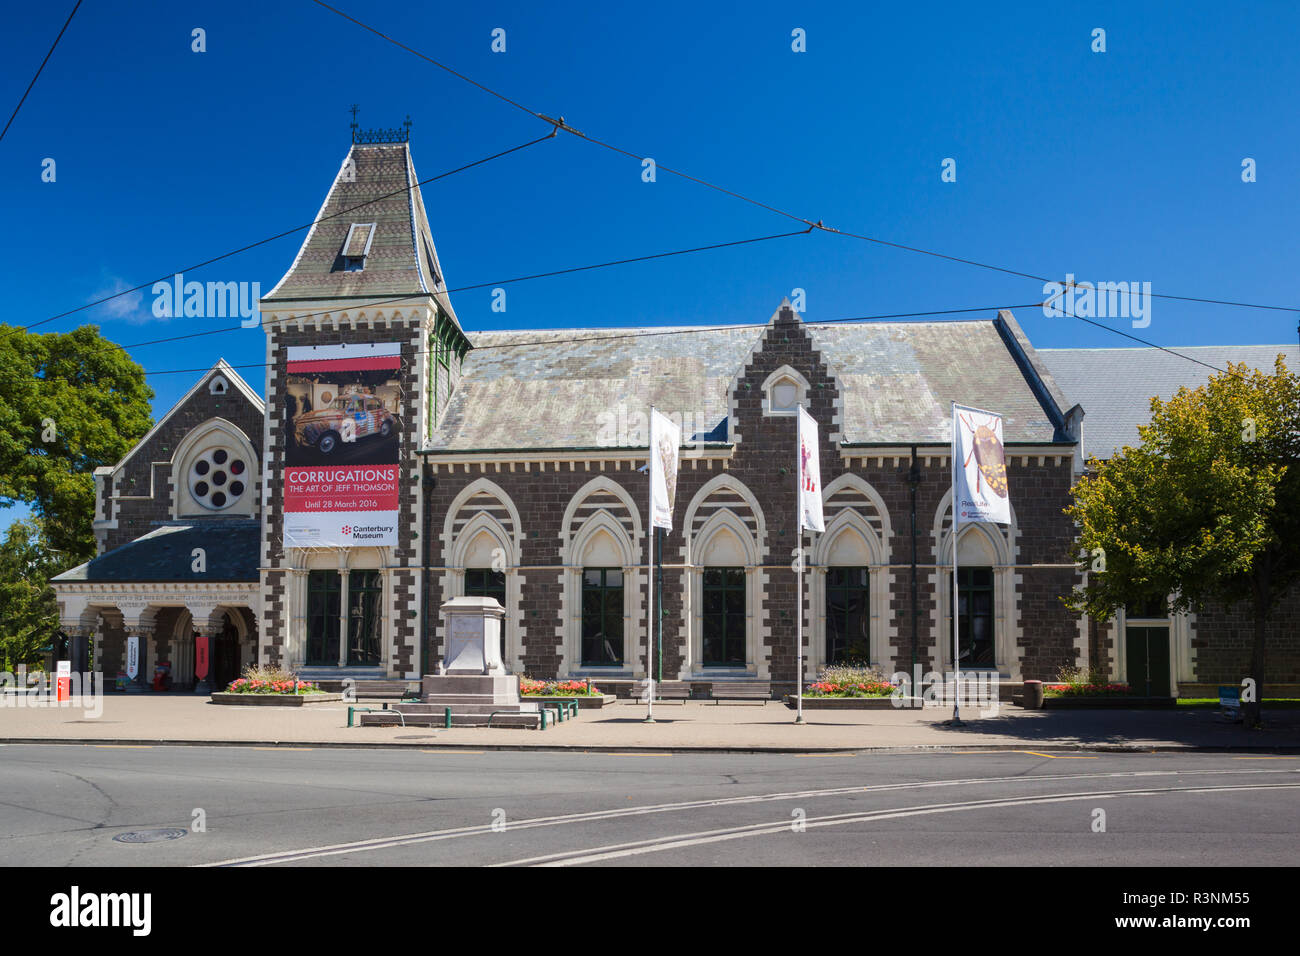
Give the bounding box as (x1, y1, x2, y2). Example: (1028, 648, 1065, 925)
(349, 104, 360, 134)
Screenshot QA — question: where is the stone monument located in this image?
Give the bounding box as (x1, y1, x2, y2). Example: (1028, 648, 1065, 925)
(362, 596, 543, 728)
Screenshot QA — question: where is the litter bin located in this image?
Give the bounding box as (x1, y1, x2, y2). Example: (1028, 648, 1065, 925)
(1023, 679, 1044, 709)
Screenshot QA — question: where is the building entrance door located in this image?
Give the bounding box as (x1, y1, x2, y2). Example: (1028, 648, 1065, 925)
(211, 616, 242, 690)
(1125, 626, 1170, 697)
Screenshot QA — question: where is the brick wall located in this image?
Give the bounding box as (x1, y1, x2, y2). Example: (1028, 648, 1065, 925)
(101, 369, 263, 554)
(420, 307, 1084, 684)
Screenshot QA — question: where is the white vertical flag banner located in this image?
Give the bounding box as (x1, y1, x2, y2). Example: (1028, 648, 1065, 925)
(952, 404, 1012, 528)
(126, 635, 139, 681)
(649, 409, 681, 531)
(796, 405, 825, 532)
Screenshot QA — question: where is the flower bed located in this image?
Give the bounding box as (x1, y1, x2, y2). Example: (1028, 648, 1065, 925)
(520, 677, 603, 697)
(225, 677, 325, 695)
(1043, 682, 1132, 698)
(803, 664, 896, 698)
(803, 680, 895, 698)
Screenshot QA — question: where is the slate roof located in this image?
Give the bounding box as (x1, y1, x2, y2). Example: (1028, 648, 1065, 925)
(1039, 344, 1299, 460)
(52, 521, 260, 584)
(425, 312, 1072, 452)
(263, 142, 461, 329)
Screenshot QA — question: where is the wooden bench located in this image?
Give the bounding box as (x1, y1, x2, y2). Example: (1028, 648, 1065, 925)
(628, 679, 692, 702)
(710, 680, 772, 704)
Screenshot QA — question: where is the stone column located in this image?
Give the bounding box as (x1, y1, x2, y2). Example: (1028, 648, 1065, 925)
(288, 569, 307, 670)
(337, 569, 351, 667)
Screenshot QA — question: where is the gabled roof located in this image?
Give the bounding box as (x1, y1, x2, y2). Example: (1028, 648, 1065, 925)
(1039, 344, 1299, 460)
(263, 141, 462, 331)
(111, 359, 262, 476)
(52, 520, 260, 584)
(424, 310, 1073, 452)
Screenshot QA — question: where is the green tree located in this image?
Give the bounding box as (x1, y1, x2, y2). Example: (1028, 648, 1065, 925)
(0, 324, 154, 562)
(1066, 357, 1300, 727)
(0, 517, 78, 671)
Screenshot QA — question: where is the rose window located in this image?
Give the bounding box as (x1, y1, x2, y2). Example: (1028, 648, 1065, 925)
(189, 447, 248, 510)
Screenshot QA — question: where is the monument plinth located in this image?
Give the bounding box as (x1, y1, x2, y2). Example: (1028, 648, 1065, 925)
(366, 595, 543, 728)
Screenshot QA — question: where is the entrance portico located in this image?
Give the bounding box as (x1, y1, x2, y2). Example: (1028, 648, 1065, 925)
(51, 520, 262, 692)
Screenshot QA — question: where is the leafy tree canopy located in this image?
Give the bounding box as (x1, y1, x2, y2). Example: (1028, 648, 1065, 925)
(1067, 357, 1300, 723)
(0, 325, 154, 561)
(0, 517, 79, 671)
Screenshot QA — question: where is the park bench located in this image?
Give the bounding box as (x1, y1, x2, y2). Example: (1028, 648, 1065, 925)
(710, 680, 772, 704)
(628, 679, 692, 703)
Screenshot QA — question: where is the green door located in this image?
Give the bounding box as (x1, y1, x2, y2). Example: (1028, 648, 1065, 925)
(1125, 627, 1170, 697)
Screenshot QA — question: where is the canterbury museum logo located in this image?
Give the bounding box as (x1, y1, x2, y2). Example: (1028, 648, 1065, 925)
(152, 273, 262, 327)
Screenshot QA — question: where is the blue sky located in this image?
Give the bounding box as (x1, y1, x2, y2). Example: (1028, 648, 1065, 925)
(3, 0, 1298, 430)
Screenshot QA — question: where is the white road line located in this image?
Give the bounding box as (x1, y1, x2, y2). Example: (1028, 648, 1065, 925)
(500, 784, 1300, 867)
(199, 767, 1298, 867)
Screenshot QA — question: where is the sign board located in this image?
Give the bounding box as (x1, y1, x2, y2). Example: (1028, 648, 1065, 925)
(1218, 685, 1240, 712)
(125, 636, 139, 681)
(56, 660, 71, 702)
(283, 343, 401, 549)
(195, 635, 210, 681)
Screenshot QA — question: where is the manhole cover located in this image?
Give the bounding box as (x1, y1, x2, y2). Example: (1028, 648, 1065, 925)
(112, 828, 188, 844)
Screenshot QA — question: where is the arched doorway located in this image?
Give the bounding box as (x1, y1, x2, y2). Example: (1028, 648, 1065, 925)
(211, 613, 242, 690)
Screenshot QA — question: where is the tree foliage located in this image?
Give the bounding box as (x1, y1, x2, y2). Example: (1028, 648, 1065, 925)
(0, 518, 79, 671)
(0, 325, 154, 562)
(1067, 357, 1300, 724)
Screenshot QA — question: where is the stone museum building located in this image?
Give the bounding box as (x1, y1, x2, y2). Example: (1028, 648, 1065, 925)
(52, 132, 1300, 698)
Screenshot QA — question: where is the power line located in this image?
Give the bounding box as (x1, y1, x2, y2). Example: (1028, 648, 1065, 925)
(0, 0, 82, 144)
(310, 0, 1300, 317)
(47, 227, 813, 360)
(19, 130, 556, 332)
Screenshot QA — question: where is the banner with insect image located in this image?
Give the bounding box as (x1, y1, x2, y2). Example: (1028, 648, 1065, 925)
(282, 343, 402, 549)
(952, 404, 1011, 528)
(649, 409, 681, 531)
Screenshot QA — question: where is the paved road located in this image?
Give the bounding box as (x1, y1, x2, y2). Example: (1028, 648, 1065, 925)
(1, 745, 1296, 866)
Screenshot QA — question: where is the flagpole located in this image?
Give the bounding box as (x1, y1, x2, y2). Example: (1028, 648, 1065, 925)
(795, 410, 804, 725)
(796, 534, 804, 724)
(644, 411, 655, 723)
(949, 401, 964, 726)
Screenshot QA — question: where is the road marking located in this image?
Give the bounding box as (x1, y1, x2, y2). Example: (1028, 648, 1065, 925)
(199, 767, 1299, 867)
(499, 783, 1300, 867)
(1017, 751, 1096, 759)
(251, 747, 314, 751)
(606, 752, 672, 757)
(794, 752, 855, 757)
(1233, 756, 1297, 760)
(91, 745, 153, 749)
(420, 750, 484, 755)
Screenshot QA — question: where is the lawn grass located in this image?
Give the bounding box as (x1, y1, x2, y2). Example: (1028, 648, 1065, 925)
(1175, 698, 1300, 709)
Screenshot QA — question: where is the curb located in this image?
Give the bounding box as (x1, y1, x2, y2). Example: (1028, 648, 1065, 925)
(2, 737, 1298, 755)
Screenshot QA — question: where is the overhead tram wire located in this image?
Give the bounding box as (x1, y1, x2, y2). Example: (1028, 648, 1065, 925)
(0, 0, 83, 144)
(17, 130, 557, 333)
(64, 227, 816, 359)
(309, 0, 1300, 318)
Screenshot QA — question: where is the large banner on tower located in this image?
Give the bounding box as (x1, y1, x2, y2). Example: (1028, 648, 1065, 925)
(282, 343, 401, 549)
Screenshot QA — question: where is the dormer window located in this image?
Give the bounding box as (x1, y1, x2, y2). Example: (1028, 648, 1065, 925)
(761, 365, 810, 417)
(340, 222, 376, 272)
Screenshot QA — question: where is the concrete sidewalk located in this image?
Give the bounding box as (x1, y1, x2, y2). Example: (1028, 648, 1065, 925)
(2, 694, 1298, 752)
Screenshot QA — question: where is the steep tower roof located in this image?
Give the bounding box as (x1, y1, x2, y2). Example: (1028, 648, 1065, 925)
(263, 140, 461, 330)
